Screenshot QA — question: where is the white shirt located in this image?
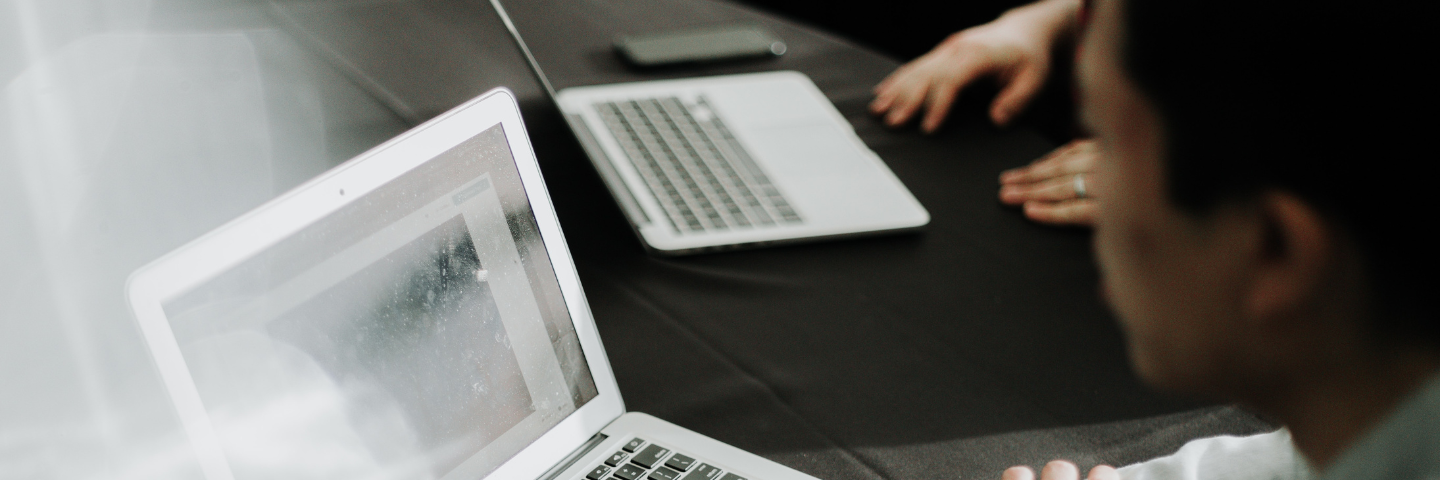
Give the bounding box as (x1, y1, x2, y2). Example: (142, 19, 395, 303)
(1117, 429, 1311, 480)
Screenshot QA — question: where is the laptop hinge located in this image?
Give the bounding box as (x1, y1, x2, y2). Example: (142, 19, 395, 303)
(539, 432, 609, 480)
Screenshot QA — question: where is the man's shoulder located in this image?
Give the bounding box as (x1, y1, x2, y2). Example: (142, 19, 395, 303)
(1118, 429, 1312, 480)
(1321, 373, 1440, 480)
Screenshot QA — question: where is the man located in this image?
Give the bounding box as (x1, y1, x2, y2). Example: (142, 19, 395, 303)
(993, 0, 1440, 478)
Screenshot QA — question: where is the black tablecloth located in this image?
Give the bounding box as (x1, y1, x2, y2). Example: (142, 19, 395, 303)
(505, 1, 1276, 478)
(271, 0, 1275, 477)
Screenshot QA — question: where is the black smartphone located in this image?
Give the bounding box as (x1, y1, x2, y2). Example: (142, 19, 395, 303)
(614, 25, 786, 67)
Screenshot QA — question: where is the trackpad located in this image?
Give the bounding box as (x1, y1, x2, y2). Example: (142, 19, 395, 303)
(744, 124, 870, 183)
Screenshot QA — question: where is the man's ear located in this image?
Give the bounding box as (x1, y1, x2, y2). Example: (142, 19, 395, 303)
(1244, 191, 1333, 325)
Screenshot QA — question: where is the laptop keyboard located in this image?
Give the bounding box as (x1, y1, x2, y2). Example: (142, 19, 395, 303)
(578, 437, 751, 480)
(595, 96, 802, 234)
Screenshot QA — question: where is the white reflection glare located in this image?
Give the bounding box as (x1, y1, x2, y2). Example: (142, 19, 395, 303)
(5, 31, 277, 477)
(0, 424, 197, 480)
(3, 1, 291, 477)
(5, 0, 154, 477)
(185, 330, 465, 480)
(2, 1, 554, 478)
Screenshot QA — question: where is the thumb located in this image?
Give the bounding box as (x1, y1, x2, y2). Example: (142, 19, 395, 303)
(991, 64, 1048, 126)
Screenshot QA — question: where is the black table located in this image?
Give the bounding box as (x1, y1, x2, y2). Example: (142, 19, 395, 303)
(266, 0, 1274, 478)
(508, 1, 1274, 478)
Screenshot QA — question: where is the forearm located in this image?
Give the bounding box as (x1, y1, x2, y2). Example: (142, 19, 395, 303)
(985, 0, 1082, 52)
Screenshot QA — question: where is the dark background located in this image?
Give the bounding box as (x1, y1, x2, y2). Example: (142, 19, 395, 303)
(732, 0, 1026, 60)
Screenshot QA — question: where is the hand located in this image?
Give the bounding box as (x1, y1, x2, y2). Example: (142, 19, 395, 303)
(1004, 461, 1119, 480)
(869, 0, 1079, 133)
(999, 139, 1097, 226)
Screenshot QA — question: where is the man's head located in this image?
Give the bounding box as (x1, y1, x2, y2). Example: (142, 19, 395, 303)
(1080, 0, 1436, 400)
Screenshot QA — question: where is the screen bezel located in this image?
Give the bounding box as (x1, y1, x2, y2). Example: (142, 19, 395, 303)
(126, 87, 625, 480)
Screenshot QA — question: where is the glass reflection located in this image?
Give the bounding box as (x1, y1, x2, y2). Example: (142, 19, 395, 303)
(1, 0, 544, 477)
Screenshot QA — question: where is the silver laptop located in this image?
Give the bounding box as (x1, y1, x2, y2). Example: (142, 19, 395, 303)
(127, 89, 819, 480)
(489, 0, 929, 255)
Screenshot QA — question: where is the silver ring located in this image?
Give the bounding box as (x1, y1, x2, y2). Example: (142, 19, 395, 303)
(1073, 174, 1088, 199)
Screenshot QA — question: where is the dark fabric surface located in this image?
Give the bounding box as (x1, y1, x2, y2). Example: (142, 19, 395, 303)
(501, 0, 1276, 478)
(267, 0, 1277, 478)
(729, 0, 1026, 60)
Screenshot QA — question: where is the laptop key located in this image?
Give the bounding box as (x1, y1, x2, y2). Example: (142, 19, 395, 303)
(587, 465, 612, 480)
(718, 474, 748, 480)
(647, 467, 682, 480)
(613, 464, 646, 480)
(606, 452, 630, 467)
(632, 444, 672, 468)
(680, 464, 722, 480)
(623, 438, 647, 452)
(664, 453, 696, 471)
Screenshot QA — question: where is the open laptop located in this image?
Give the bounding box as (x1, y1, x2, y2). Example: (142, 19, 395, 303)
(127, 89, 820, 480)
(487, 0, 930, 254)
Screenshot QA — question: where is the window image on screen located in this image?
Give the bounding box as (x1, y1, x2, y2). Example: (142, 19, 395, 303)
(161, 125, 596, 480)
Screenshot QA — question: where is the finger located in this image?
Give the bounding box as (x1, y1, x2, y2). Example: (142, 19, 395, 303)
(1000, 140, 1095, 184)
(872, 59, 933, 114)
(871, 68, 912, 113)
(1040, 461, 1081, 480)
(1000, 152, 1086, 185)
(1059, 139, 1099, 170)
(1000, 174, 1084, 203)
(991, 63, 1049, 126)
(917, 54, 1000, 132)
(917, 55, 996, 133)
(873, 76, 893, 96)
(1025, 199, 1098, 227)
(1000, 146, 1068, 184)
(870, 90, 895, 115)
(1087, 465, 1120, 480)
(873, 62, 913, 95)
(884, 80, 928, 127)
(920, 79, 960, 133)
(1002, 466, 1036, 480)
(871, 78, 905, 114)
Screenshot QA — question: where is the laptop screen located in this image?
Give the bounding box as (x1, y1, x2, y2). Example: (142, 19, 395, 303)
(160, 123, 597, 480)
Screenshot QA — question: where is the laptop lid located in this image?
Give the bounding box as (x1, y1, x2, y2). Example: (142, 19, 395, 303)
(127, 89, 624, 480)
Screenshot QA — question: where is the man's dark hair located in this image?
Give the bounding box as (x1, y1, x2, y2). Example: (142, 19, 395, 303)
(1119, 0, 1434, 344)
